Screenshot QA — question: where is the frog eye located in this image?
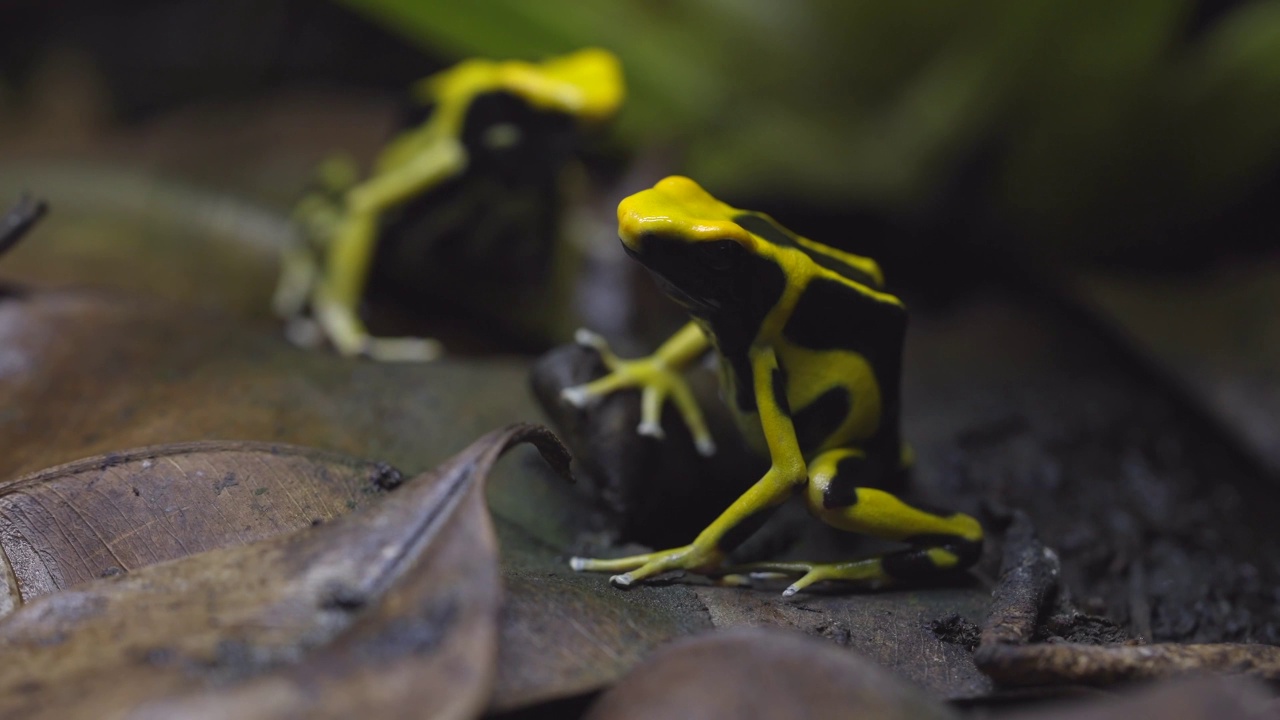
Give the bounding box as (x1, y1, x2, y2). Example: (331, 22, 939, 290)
(698, 240, 743, 271)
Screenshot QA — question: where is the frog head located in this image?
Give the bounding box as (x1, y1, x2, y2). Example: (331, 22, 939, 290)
(617, 176, 785, 322)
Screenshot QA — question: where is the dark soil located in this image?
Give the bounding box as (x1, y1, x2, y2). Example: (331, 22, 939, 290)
(931, 614, 981, 651)
(905, 287, 1280, 647)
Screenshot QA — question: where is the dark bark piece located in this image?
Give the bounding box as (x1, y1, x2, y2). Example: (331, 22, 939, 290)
(0, 424, 568, 720)
(583, 627, 959, 720)
(530, 342, 766, 547)
(978, 641, 1280, 688)
(979, 511, 1061, 647)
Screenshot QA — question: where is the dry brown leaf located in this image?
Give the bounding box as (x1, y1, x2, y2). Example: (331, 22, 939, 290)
(583, 627, 959, 720)
(0, 423, 570, 720)
(0, 441, 402, 612)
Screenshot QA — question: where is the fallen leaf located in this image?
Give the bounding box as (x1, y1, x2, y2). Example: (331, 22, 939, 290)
(0, 288, 587, 552)
(582, 627, 959, 720)
(0, 441, 404, 610)
(0, 423, 569, 720)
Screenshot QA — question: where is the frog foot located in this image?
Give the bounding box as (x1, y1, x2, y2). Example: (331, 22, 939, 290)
(365, 336, 444, 363)
(570, 544, 725, 588)
(726, 560, 889, 597)
(314, 295, 442, 362)
(560, 329, 716, 456)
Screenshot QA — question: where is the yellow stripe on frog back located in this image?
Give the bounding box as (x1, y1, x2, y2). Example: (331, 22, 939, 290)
(619, 177, 892, 305)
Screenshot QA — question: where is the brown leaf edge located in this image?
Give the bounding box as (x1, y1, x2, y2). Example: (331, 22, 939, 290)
(160, 422, 575, 720)
(0, 423, 572, 720)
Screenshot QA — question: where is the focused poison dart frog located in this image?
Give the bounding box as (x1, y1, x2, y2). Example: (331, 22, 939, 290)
(273, 48, 624, 361)
(561, 176, 983, 596)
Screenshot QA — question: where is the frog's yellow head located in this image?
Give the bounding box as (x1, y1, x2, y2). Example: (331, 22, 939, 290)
(415, 48, 625, 133)
(617, 176, 775, 317)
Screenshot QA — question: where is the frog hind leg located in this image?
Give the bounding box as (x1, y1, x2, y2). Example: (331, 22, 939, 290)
(311, 141, 466, 361)
(740, 447, 983, 597)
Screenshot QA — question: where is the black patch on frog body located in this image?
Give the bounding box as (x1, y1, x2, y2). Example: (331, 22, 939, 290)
(733, 213, 882, 288)
(629, 233, 787, 414)
(770, 367, 791, 417)
(792, 387, 851, 458)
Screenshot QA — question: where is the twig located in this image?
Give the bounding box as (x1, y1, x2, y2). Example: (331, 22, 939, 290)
(978, 510, 1060, 647)
(0, 195, 48, 258)
(976, 641, 1280, 687)
(975, 510, 1280, 687)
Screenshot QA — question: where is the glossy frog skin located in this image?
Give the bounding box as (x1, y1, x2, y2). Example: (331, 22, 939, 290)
(562, 176, 983, 596)
(273, 48, 624, 361)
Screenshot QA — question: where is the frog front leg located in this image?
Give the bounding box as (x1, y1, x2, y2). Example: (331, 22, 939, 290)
(561, 321, 717, 456)
(311, 140, 466, 361)
(572, 347, 807, 586)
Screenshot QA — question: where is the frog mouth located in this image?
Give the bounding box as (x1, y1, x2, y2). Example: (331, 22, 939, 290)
(621, 242, 720, 314)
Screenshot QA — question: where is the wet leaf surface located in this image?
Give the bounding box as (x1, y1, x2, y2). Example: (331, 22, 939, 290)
(0, 424, 568, 720)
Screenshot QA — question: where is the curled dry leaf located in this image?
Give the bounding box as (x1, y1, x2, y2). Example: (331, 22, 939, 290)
(0, 424, 570, 720)
(0, 441, 404, 613)
(583, 627, 958, 720)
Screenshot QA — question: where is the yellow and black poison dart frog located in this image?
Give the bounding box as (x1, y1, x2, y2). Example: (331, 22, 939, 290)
(273, 48, 624, 361)
(562, 176, 983, 596)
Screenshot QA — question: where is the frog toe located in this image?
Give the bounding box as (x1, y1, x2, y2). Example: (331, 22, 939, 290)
(694, 436, 717, 457)
(365, 336, 443, 362)
(573, 327, 605, 348)
(283, 318, 324, 349)
(560, 385, 593, 408)
(573, 327, 619, 367)
(636, 420, 665, 439)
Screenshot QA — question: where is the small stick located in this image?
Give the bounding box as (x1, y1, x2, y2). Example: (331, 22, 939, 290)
(0, 195, 48, 258)
(1127, 558, 1152, 642)
(978, 510, 1060, 647)
(976, 641, 1280, 687)
(975, 511, 1280, 687)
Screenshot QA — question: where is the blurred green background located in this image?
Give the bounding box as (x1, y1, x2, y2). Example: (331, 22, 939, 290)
(2, 0, 1279, 275)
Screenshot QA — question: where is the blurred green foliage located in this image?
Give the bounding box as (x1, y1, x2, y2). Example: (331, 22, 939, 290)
(339, 0, 1280, 251)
